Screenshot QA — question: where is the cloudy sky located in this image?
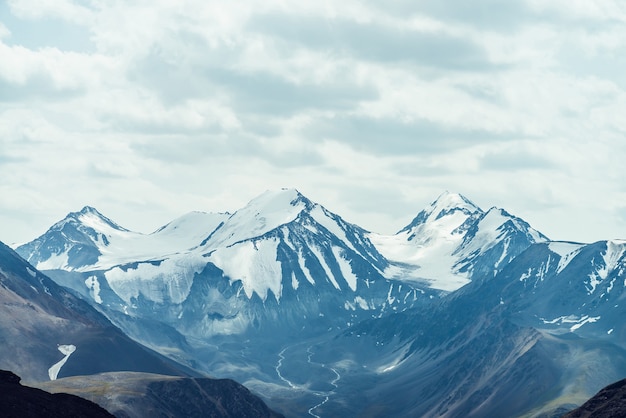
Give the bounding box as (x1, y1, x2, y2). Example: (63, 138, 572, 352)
(1, 0, 626, 245)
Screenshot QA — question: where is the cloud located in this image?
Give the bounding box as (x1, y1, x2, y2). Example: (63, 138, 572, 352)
(478, 148, 557, 171)
(1, 0, 626, 244)
(205, 67, 378, 115)
(305, 115, 517, 155)
(0, 74, 83, 102)
(0, 154, 25, 165)
(362, 0, 539, 32)
(249, 14, 495, 71)
(0, 10, 94, 52)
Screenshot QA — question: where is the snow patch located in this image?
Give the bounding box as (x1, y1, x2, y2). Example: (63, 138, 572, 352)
(203, 189, 306, 249)
(84, 275, 102, 304)
(570, 316, 600, 332)
(519, 268, 532, 281)
(48, 344, 76, 381)
(354, 296, 370, 310)
(540, 315, 601, 332)
(548, 242, 584, 274)
(332, 246, 357, 291)
(297, 249, 315, 285)
(310, 245, 339, 290)
(291, 271, 299, 290)
(310, 206, 357, 253)
(105, 255, 205, 304)
(209, 239, 283, 300)
(36, 250, 70, 271)
(371, 232, 470, 292)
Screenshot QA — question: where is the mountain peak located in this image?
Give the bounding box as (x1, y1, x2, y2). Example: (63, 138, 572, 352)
(78, 205, 101, 215)
(253, 188, 310, 206)
(430, 191, 481, 217)
(399, 191, 482, 234)
(243, 188, 315, 216)
(202, 188, 315, 249)
(65, 206, 129, 233)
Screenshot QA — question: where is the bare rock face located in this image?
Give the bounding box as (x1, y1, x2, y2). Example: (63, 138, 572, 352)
(562, 378, 626, 418)
(0, 370, 113, 418)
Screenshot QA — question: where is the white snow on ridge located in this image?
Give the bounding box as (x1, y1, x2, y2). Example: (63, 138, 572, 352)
(548, 242, 584, 274)
(570, 315, 601, 332)
(369, 202, 473, 292)
(85, 276, 102, 304)
(539, 314, 601, 332)
(105, 255, 207, 304)
(297, 249, 316, 285)
(38, 211, 228, 272)
(203, 189, 307, 249)
(372, 201, 546, 292)
(310, 206, 357, 253)
(603, 240, 626, 276)
(332, 246, 358, 291)
(310, 245, 340, 290)
(584, 241, 626, 295)
(48, 344, 76, 381)
(208, 239, 283, 300)
(78, 210, 128, 236)
(455, 208, 508, 257)
(90, 211, 228, 270)
(37, 251, 71, 271)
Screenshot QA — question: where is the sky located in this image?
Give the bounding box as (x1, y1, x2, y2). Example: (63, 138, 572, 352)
(1, 0, 626, 245)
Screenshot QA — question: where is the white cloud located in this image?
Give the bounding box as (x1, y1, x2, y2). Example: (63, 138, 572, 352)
(7, 0, 94, 23)
(1, 0, 626, 244)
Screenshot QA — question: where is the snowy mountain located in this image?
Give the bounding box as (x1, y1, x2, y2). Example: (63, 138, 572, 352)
(18, 206, 229, 271)
(17, 189, 621, 418)
(371, 191, 547, 291)
(16, 189, 434, 347)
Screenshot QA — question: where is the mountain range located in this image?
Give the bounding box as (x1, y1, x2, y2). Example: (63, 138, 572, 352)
(6, 188, 626, 417)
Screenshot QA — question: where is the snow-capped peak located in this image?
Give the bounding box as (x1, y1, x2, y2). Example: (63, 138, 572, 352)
(54, 205, 129, 235)
(430, 191, 481, 216)
(399, 191, 482, 235)
(202, 188, 314, 249)
(77, 206, 130, 234)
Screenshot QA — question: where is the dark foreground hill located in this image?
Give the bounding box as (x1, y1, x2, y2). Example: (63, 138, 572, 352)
(562, 378, 626, 418)
(35, 371, 285, 418)
(0, 370, 113, 418)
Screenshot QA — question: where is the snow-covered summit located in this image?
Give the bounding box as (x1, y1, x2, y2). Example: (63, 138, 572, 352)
(372, 193, 547, 291)
(53, 206, 129, 236)
(398, 191, 482, 236)
(16, 189, 548, 298)
(15, 206, 229, 271)
(202, 188, 313, 249)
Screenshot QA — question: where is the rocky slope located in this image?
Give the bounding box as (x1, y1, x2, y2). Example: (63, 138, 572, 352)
(562, 378, 626, 418)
